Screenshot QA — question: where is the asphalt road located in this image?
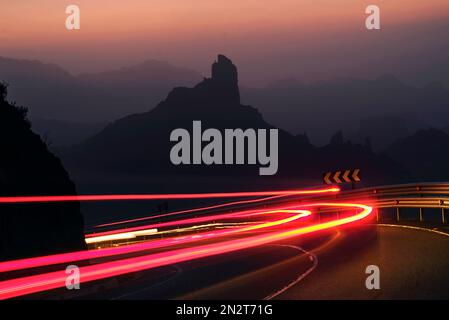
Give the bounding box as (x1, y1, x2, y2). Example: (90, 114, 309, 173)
(277, 224, 449, 299)
(172, 226, 449, 299)
(28, 224, 449, 300)
(176, 224, 449, 300)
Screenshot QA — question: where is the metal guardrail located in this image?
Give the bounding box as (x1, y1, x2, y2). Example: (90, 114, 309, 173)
(208, 182, 449, 225)
(335, 182, 449, 199)
(333, 183, 449, 224)
(85, 182, 449, 232)
(374, 198, 447, 224)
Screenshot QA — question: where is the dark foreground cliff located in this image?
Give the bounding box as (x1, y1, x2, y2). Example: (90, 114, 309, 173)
(0, 83, 86, 261)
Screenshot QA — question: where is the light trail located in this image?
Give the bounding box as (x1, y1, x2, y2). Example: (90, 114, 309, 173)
(85, 229, 159, 244)
(0, 203, 372, 299)
(94, 194, 294, 228)
(85, 205, 308, 239)
(2, 186, 339, 274)
(0, 187, 339, 204)
(0, 208, 311, 273)
(0, 187, 374, 300)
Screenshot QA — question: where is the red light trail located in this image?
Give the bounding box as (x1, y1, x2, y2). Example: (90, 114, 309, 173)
(0, 207, 312, 273)
(94, 193, 296, 228)
(85, 205, 306, 239)
(0, 187, 372, 300)
(0, 187, 339, 204)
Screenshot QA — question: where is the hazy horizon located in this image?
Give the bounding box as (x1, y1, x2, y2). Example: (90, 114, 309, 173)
(1, 1, 448, 86)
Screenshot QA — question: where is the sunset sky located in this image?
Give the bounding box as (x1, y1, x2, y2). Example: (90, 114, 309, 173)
(1, 0, 448, 86)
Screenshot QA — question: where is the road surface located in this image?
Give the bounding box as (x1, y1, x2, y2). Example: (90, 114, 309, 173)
(43, 224, 449, 300)
(160, 225, 449, 300)
(2, 184, 449, 300)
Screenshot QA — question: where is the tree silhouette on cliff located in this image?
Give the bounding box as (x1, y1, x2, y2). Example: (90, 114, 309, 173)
(0, 83, 86, 261)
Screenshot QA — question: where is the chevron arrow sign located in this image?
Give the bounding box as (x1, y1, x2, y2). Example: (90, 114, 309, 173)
(323, 169, 361, 184)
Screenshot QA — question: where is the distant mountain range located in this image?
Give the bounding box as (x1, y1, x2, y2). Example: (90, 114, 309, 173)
(2, 54, 449, 259)
(241, 76, 449, 146)
(59, 55, 406, 186)
(0, 56, 202, 121)
(1, 56, 449, 149)
(31, 117, 104, 146)
(384, 128, 449, 181)
(2, 55, 449, 184)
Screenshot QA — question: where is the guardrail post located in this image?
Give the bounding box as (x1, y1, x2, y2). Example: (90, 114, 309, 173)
(396, 207, 400, 222)
(442, 208, 446, 224)
(419, 208, 423, 222)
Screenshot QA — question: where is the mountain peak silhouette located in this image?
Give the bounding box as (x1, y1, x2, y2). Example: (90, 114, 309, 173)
(64, 55, 405, 184)
(212, 55, 238, 85)
(210, 54, 240, 103)
(163, 54, 240, 108)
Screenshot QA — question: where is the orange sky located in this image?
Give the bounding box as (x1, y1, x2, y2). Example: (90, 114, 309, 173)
(1, 0, 448, 84)
(1, 0, 448, 42)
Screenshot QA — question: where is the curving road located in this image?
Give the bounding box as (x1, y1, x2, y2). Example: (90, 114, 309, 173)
(276, 224, 449, 299)
(174, 225, 449, 300)
(8, 224, 449, 300)
(1, 184, 449, 300)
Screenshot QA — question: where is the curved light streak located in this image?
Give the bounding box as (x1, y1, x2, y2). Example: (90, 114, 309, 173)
(0, 203, 371, 299)
(0, 208, 311, 273)
(85, 205, 307, 239)
(94, 194, 294, 228)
